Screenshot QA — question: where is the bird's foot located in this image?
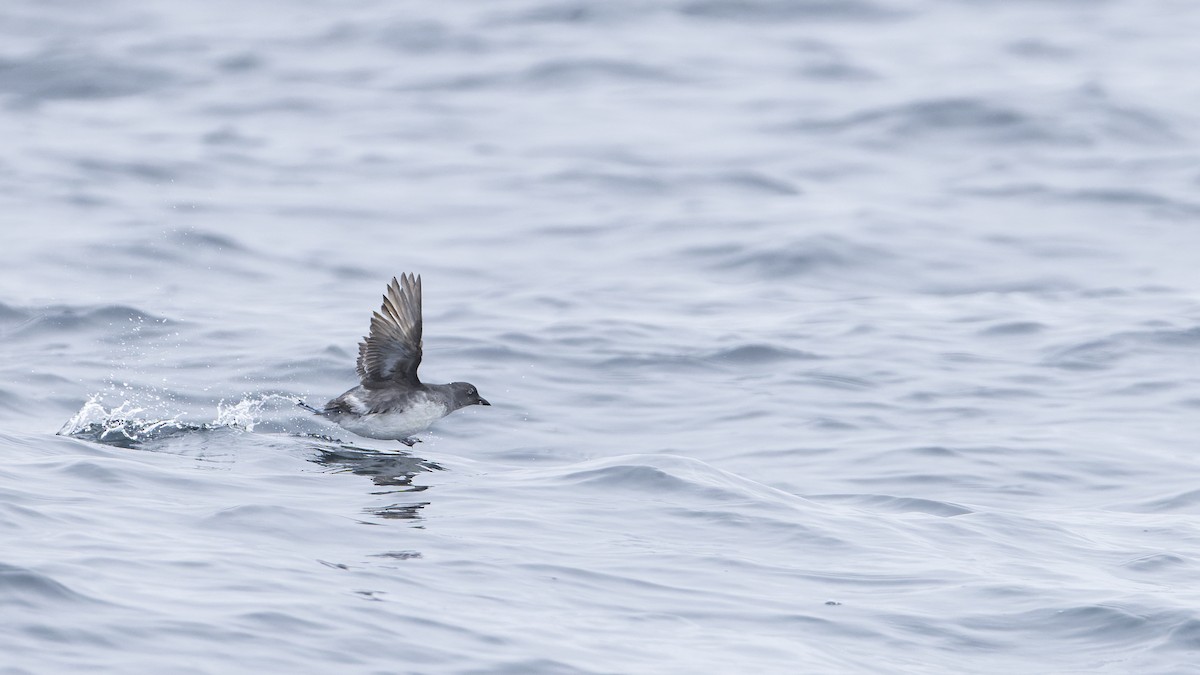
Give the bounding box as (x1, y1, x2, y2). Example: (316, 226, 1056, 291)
(296, 399, 322, 414)
(398, 436, 422, 447)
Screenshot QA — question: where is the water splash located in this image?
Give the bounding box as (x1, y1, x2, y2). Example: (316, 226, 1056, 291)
(59, 393, 301, 447)
(57, 395, 195, 448)
(215, 394, 298, 431)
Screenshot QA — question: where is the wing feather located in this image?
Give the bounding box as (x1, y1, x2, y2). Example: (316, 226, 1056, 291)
(355, 273, 423, 385)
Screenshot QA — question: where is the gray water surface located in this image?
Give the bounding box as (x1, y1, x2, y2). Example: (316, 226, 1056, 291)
(3, 1, 1200, 673)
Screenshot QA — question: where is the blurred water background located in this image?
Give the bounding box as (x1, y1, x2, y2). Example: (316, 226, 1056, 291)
(2, 0, 1200, 673)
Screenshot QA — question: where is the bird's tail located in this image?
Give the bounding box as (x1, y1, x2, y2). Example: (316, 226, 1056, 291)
(296, 399, 323, 415)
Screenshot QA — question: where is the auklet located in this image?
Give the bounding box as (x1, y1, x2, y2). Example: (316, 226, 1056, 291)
(298, 273, 489, 446)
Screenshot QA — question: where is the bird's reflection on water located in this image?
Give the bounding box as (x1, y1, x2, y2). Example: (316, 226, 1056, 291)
(61, 420, 445, 522)
(306, 442, 443, 521)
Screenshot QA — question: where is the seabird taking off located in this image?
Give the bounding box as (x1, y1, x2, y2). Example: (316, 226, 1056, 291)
(298, 273, 489, 446)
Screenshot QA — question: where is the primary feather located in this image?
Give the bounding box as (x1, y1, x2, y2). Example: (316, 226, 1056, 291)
(356, 273, 423, 386)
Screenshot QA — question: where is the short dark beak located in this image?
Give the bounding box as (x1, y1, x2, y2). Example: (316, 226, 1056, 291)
(478, 398, 491, 406)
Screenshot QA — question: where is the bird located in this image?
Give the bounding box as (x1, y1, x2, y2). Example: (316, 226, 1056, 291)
(298, 273, 489, 446)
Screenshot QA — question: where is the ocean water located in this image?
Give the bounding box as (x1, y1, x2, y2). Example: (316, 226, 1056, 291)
(3, 0, 1200, 673)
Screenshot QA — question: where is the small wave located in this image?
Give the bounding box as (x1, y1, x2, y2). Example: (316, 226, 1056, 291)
(0, 386, 22, 413)
(199, 504, 346, 537)
(1042, 338, 1122, 371)
(978, 321, 1046, 336)
(0, 304, 171, 341)
(521, 58, 682, 86)
(792, 97, 1067, 145)
(1120, 553, 1188, 573)
(374, 20, 482, 54)
(1140, 326, 1200, 347)
(1061, 188, 1197, 210)
(793, 371, 874, 390)
(810, 494, 973, 517)
(107, 230, 260, 277)
(0, 52, 172, 104)
(0, 301, 28, 322)
(1164, 620, 1200, 650)
(706, 344, 821, 364)
(689, 234, 888, 279)
(919, 277, 1078, 296)
(203, 96, 326, 116)
(1116, 488, 1200, 514)
(548, 453, 815, 511)
(1007, 39, 1073, 59)
(399, 58, 682, 93)
(312, 19, 482, 54)
(53, 458, 138, 486)
(544, 168, 801, 197)
(960, 184, 1200, 216)
(547, 169, 669, 195)
(0, 563, 107, 608)
(597, 343, 818, 373)
(1042, 326, 1200, 371)
(799, 59, 878, 81)
(681, 0, 907, 22)
(506, 2, 644, 24)
(1111, 380, 1178, 396)
(715, 171, 802, 195)
(790, 94, 1175, 148)
(75, 158, 192, 184)
(965, 603, 1186, 646)
(212, 52, 264, 73)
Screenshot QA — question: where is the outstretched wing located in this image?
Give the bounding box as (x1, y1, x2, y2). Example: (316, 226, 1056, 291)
(356, 273, 423, 386)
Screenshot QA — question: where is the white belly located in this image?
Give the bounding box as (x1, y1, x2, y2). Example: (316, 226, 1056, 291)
(333, 398, 449, 440)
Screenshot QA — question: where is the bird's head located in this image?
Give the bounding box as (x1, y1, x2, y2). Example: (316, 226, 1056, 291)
(448, 382, 490, 410)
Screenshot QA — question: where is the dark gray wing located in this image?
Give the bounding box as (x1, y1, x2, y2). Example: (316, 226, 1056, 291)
(356, 273, 423, 386)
